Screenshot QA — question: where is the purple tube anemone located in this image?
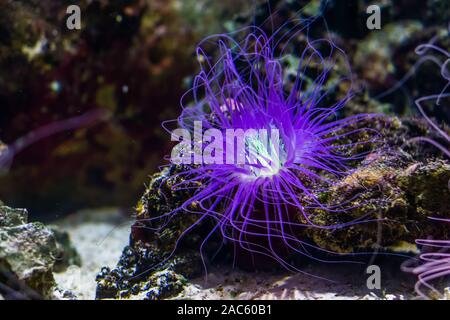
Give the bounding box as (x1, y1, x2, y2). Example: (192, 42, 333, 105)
(400, 39, 450, 299)
(156, 23, 379, 271)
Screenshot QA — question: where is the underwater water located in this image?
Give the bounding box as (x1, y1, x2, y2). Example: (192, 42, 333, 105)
(0, 0, 449, 303)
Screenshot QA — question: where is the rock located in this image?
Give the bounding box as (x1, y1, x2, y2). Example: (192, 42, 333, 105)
(307, 157, 450, 253)
(0, 206, 57, 299)
(95, 244, 199, 300)
(0, 222, 56, 279)
(302, 114, 450, 254)
(0, 204, 80, 299)
(0, 205, 27, 227)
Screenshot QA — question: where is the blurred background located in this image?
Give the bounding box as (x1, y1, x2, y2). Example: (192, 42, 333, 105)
(0, 0, 449, 220)
(0, 0, 253, 219)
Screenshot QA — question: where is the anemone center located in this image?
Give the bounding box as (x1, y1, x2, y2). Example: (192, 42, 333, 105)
(243, 129, 287, 179)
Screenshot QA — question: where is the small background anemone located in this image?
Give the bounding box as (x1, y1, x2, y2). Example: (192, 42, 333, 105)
(401, 37, 450, 299)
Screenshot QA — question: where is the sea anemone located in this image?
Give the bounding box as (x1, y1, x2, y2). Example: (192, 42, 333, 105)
(150, 22, 379, 271)
(401, 38, 450, 299)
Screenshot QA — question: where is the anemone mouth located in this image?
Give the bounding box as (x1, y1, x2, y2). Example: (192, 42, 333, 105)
(241, 127, 288, 180)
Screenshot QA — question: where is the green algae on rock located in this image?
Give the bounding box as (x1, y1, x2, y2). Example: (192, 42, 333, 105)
(305, 114, 450, 254)
(307, 157, 450, 254)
